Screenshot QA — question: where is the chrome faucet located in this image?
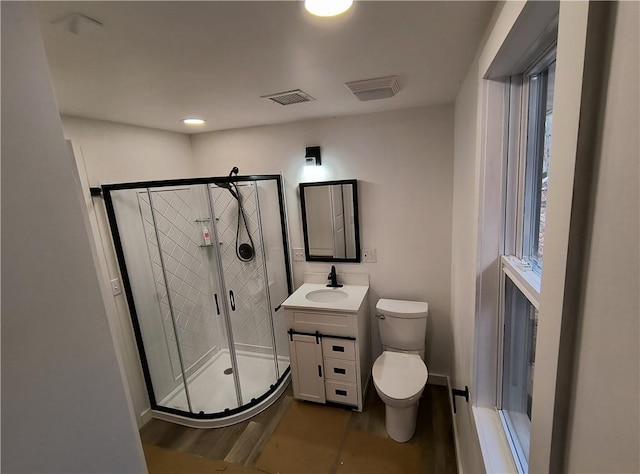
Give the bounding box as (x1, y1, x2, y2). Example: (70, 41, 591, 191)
(326, 265, 343, 288)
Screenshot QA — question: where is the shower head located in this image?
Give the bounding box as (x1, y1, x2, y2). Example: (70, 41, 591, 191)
(213, 166, 256, 264)
(214, 180, 238, 200)
(214, 167, 240, 200)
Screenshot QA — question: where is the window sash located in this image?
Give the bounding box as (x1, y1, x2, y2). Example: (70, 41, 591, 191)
(504, 76, 524, 258)
(507, 49, 556, 269)
(501, 256, 541, 309)
(522, 69, 549, 271)
(498, 263, 539, 473)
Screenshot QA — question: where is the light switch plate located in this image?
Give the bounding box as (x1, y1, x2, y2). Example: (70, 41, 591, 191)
(293, 248, 305, 262)
(362, 249, 377, 263)
(110, 278, 122, 296)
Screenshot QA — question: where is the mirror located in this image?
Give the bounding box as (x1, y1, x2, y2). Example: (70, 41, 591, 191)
(300, 179, 360, 262)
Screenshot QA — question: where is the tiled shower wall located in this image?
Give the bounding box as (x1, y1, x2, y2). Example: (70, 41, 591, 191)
(210, 183, 274, 352)
(138, 188, 220, 380)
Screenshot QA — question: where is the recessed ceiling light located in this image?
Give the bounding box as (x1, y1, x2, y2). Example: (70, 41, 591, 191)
(181, 118, 206, 125)
(305, 0, 353, 17)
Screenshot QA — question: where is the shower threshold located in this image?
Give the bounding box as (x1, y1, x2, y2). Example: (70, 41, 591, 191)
(154, 349, 290, 428)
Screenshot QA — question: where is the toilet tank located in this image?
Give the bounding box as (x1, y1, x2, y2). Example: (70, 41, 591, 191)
(376, 299, 428, 352)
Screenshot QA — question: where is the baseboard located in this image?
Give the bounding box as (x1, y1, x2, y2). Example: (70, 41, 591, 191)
(427, 372, 449, 386)
(445, 375, 463, 474)
(140, 407, 153, 427)
(425, 373, 462, 472)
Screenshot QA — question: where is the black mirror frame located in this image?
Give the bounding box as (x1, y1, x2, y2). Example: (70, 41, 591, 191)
(299, 179, 361, 263)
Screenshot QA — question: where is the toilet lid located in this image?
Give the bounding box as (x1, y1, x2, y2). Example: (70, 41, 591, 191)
(376, 299, 429, 319)
(372, 352, 428, 400)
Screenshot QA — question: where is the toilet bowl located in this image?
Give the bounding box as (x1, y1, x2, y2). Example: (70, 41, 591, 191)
(372, 298, 429, 442)
(372, 351, 428, 442)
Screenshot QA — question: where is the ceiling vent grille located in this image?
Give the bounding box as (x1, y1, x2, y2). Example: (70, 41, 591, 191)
(261, 89, 316, 106)
(345, 76, 401, 101)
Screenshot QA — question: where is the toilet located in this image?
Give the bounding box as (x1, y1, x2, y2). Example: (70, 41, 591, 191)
(372, 298, 429, 442)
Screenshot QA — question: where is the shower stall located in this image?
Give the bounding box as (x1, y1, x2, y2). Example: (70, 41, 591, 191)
(102, 174, 292, 428)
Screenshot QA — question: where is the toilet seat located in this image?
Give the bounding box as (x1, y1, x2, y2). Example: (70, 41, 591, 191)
(372, 351, 428, 400)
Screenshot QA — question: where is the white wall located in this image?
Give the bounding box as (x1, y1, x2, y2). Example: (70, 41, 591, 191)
(61, 117, 195, 426)
(1, 3, 147, 473)
(451, 36, 485, 474)
(62, 116, 195, 185)
(191, 106, 455, 376)
(450, 3, 510, 472)
(564, 2, 639, 472)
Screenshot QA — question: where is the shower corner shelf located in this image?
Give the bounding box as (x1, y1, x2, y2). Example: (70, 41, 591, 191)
(194, 218, 211, 223)
(198, 243, 215, 248)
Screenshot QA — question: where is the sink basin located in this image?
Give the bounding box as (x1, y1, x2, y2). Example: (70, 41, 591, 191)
(305, 289, 349, 303)
(282, 282, 369, 312)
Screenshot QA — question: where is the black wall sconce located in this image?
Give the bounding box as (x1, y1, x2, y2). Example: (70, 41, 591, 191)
(305, 146, 321, 166)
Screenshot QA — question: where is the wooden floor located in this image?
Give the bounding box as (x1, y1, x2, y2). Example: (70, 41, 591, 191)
(140, 382, 457, 473)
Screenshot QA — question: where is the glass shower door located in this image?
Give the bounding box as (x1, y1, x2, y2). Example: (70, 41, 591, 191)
(208, 180, 281, 405)
(110, 183, 245, 415)
(144, 184, 240, 414)
(110, 187, 193, 412)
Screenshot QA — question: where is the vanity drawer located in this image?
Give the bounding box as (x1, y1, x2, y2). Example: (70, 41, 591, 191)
(288, 311, 356, 338)
(323, 357, 357, 383)
(325, 380, 358, 406)
(322, 338, 355, 361)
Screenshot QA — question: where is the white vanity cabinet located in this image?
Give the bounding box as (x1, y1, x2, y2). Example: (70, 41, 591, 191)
(282, 283, 370, 412)
(289, 334, 325, 403)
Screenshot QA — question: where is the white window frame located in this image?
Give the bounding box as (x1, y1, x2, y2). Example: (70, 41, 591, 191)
(497, 49, 556, 473)
(470, 2, 599, 473)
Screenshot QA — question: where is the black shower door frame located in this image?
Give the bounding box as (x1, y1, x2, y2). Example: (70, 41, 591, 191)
(101, 174, 293, 420)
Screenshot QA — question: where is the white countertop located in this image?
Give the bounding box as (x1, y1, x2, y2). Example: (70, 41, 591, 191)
(281, 283, 369, 313)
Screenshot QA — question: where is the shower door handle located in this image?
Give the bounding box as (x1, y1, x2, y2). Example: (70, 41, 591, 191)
(214, 294, 220, 315)
(229, 290, 236, 311)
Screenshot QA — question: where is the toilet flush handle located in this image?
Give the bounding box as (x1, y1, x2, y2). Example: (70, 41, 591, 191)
(375, 313, 385, 319)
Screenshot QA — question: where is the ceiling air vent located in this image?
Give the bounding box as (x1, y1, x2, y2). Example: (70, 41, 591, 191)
(345, 76, 401, 101)
(261, 89, 316, 106)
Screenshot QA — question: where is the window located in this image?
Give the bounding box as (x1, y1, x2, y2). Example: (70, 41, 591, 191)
(499, 267, 538, 469)
(522, 61, 556, 272)
(499, 51, 556, 472)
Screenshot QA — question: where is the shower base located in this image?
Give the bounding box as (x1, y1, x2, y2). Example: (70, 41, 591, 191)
(153, 349, 290, 428)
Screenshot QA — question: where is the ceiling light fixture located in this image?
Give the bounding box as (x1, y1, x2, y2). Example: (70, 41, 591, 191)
(305, 0, 353, 17)
(181, 118, 206, 125)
